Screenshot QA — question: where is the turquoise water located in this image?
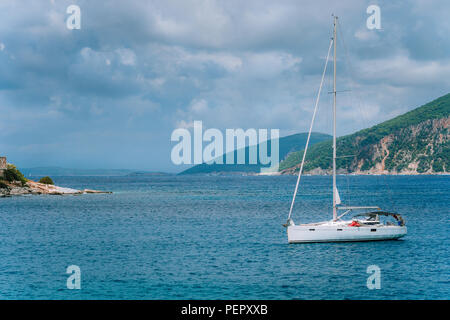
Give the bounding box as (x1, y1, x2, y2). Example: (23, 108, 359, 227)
(0, 175, 448, 299)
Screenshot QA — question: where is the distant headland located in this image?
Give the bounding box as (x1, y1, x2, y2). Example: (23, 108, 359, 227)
(19, 167, 171, 177)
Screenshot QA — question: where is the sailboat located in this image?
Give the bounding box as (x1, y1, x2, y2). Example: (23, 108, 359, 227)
(284, 16, 407, 243)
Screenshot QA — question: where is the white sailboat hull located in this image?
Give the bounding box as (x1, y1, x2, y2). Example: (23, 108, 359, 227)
(287, 224, 407, 243)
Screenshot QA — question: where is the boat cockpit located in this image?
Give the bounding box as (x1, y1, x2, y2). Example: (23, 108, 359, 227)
(353, 212, 405, 227)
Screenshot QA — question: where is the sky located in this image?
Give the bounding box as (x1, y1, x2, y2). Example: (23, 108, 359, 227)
(0, 0, 449, 172)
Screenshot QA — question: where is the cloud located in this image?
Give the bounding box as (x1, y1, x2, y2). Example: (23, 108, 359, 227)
(116, 48, 137, 66)
(189, 98, 209, 113)
(0, 0, 449, 172)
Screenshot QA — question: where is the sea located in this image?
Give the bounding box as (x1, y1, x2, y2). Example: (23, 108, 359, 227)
(0, 175, 448, 299)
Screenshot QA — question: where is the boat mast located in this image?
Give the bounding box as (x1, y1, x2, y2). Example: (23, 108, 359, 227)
(285, 38, 333, 224)
(332, 15, 338, 221)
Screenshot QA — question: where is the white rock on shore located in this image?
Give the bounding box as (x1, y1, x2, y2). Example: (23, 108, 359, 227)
(1, 180, 111, 197)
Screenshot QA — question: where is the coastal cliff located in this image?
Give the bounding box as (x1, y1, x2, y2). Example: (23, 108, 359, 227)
(279, 93, 450, 175)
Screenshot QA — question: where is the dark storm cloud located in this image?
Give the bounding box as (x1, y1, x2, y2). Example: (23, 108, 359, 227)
(0, 0, 449, 171)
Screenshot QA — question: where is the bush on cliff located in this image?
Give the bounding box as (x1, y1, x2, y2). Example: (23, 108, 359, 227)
(0, 181, 9, 189)
(39, 176, 54, 185)
(4, 164, 27, 186)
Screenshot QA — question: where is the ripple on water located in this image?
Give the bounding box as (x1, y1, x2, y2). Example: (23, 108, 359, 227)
(0, 175, 448, 299)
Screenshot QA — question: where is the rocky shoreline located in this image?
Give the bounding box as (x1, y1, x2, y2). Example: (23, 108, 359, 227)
(0, 180, 111, 197)
(257, 168, 449, 176)
(277, 167, 449, 175)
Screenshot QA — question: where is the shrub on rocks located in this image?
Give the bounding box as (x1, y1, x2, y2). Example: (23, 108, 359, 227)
(39, 176, 54, 185)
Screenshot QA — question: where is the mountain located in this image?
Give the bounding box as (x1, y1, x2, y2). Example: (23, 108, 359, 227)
(279, 93, 450, 174)
(20, 167, 169, 177)
(179, 132, 331, 175)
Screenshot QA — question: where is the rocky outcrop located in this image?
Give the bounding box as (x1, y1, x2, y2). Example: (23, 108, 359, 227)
(0, 180, 111, 197)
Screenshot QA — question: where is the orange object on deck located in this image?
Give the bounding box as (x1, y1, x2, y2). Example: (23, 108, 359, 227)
(348, 221, 360, 227)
